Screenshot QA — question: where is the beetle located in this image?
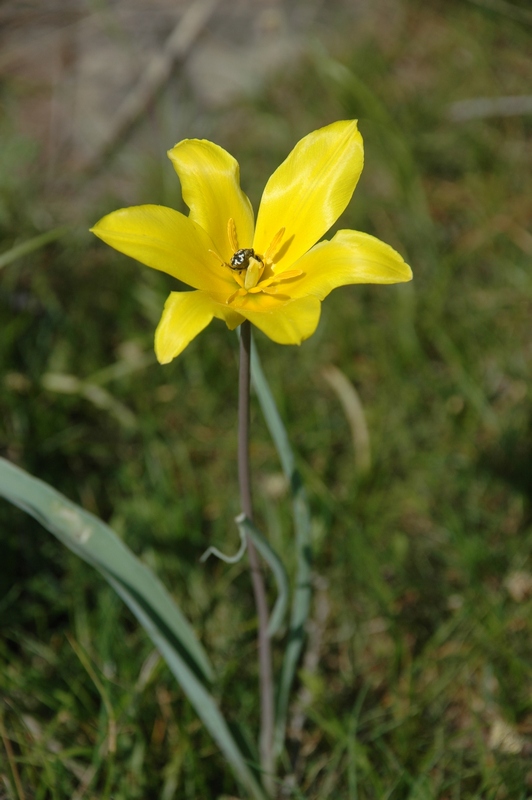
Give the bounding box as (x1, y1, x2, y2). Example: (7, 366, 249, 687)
(230, 248, 263, 271)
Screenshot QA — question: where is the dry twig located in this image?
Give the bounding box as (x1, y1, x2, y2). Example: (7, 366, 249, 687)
(80, 0, 219, 173)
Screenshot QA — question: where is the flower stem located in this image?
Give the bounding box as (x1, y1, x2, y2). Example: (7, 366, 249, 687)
(238, 321, 274, 792)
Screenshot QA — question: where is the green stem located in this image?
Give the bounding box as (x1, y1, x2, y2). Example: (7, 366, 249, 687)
(238, 321, 274, 792)
(249, 338, 313, 760)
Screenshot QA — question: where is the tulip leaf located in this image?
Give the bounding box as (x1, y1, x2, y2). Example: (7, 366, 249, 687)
(235, 514, 289, 637)
(250, 338, 313, 758)
(201, 512, 289, 637)
(0, 457, 268, 800)
(200, 524, 248, 564)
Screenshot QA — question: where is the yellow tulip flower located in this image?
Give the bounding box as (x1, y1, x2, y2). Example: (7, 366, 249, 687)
(91, 120, 412, 363)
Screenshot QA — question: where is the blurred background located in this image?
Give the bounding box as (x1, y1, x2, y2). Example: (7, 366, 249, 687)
(1, 0, 532, 797)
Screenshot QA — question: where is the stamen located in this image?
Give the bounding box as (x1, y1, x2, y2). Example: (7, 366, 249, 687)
(231, 270, 246, 289)
(209, 248, 226, 266)
(270, 269, 302, 281)
(228, 218, 239, 252)
(264, 227, 286, 263)
(250, 269, 302, 293)
(253, 275, 276, 290)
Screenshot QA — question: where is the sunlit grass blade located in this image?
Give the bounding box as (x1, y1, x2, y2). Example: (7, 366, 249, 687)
(249, 337, 312, 758)
(42, 372, 137, 429)
(0, 457, 269, 800)
(322, 364, 372, 476)
(0, 226, 69, 269)
(236, 513, 289, 637)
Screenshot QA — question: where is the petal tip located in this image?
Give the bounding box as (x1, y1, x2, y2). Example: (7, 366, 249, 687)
(396, 258, 413, 282)
(166, 143, 180, 160)
(154, 334, 176, 365)
(155, 352, 173, 365)
(89, 220, 104, 238)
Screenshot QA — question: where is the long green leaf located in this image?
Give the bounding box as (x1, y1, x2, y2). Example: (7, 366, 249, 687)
(0, 457, 268, 800)
(0, 457, 212, 683)
(250, 339, 313, 758)
(201, 513, 289, 636)
(235, 514, 289, 637)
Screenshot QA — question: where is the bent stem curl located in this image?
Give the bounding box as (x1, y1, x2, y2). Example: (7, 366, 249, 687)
(238, 320, 275, 793)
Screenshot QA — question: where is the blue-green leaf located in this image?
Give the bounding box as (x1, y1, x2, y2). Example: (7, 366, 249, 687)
(235, 514, 289, 637)
(250, 338, 313, 759)
(0, 457, 268, 800)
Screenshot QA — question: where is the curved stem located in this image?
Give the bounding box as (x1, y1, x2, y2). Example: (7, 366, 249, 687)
(238, 321, 274, 791)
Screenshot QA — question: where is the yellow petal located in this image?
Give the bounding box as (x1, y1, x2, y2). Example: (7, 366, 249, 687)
(91, 205, 232, 293)
(238, 295, 322, 345)
(253, 121, 364, 272)
(220, 307, 246, 330)
(155, 291, 215, 363)
(286, 230, 412, 300)
(155, 291, 245, 363)
(168, 139, 255, 263)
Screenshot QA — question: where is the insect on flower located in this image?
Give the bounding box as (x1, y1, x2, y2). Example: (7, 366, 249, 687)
(91, 120, 412, 363)
(230, 249, 259, 271)
(210, 217, 266, 292)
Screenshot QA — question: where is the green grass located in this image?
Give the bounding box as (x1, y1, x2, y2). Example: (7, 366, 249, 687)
(2, 1, 532, 796)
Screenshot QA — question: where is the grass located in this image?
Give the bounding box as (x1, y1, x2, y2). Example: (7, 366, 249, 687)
(2, 0, 532, 796)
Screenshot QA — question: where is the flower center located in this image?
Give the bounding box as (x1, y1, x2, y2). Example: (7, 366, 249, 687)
(209, 220, 301, 307)
(229, 248, 264, 291)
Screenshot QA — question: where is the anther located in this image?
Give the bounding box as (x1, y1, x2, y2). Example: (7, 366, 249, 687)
(264, 227, 286, 264)
(228, 218, 239, 253)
